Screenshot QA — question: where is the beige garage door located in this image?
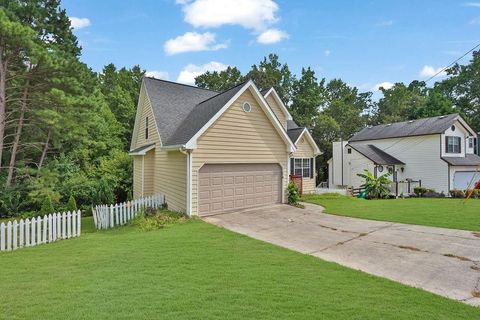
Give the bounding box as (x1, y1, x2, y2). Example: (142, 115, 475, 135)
(198, 163, 282, 216)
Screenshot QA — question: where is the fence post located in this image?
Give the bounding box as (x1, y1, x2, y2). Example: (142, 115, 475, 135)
(42, 216, 47, 244)
(19, 219, 24, 248)
(12, 220, 18, 250)
(67, 211, 72, 238)
(52, 214, 57, 241)
(25, 219, 31, 247)
(48, 214, 53, 242)
(31, 217, 37, 246)
(72, 211, 77, 237)
(6, 221, 12, 251)
(115, 204, 119, 226)
(37, 218, 42, 244)
(0, 222, 5, 251)
(57, 214, 62, 239)
(62, 212, 66, 239)
(110, 205, 114, 228)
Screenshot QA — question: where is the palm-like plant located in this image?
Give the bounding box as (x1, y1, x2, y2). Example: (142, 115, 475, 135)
(357, 169, 392, 199)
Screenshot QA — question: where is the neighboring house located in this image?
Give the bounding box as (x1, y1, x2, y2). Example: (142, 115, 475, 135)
(328, 114, 480, 194)
(129, 78, 321, 216)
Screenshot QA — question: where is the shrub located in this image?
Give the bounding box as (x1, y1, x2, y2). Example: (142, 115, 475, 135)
(449, 189, 465, 198)
(287, 181, 300, 205)
(66, 195, 78, 211)
(40, 196, 55, 215)
(356, 169, 391, 199)
(131, 209, 187, 231)
(413, 187, 427, 197)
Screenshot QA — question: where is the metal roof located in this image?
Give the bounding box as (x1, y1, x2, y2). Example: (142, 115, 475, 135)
(350, 114, 460, 142)
(349, 144, 405, 165)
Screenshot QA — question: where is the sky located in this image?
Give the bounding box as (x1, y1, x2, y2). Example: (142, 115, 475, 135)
(63, 0, 480, 95)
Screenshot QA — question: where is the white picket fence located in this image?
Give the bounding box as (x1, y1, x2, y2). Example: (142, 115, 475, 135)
(0, 210, 81, 252)
(92, 194, 165, 230)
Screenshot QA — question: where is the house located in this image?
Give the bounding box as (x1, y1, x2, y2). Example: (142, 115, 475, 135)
(129, 78, 321, 216)
(328, 114, 480, 195)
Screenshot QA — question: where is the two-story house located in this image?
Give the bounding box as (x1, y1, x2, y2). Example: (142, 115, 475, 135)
(328, 114, 480, 194)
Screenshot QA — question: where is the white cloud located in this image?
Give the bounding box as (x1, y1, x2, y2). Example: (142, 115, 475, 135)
(470, 17, 480, 24)
(373, 82, 394, 91)
(419, 65, 447, 78)
(256, 28, 288, 44)
(324, 49, 331, 56)
(464, 2, 480, 7)
(145, 71, 169, 80)
(375, 20, 393, 27)
(180, 0, 279, 31)
(177, 61, 228, 84)
(69, 17, 91, 29)
(164, 32, 228, 55)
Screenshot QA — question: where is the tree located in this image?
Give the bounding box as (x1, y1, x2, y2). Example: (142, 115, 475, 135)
(357, 170, 391, 199)
(195, 66, 244, 91)
(66, 195, 77, 211)
(245, 54, 295, 104)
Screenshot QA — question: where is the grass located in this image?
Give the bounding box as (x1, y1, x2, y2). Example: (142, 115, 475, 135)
(0, 218, 479, 319)
(302, 193, 480, 231)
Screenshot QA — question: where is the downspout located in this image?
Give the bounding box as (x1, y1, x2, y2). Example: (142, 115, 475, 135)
(179, 148, 192, 216)
(341, 139, 344, 186)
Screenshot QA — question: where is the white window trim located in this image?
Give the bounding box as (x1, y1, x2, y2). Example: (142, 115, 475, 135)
(446, 136, 461, 154)
(292, 157, 311, 178)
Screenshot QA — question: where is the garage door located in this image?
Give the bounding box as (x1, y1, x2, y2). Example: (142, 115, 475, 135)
(454, 171, 479, 189)
(198, 163, 282, 216)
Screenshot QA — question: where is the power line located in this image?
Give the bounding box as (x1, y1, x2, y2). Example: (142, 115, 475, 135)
(425, 42, 480, 83)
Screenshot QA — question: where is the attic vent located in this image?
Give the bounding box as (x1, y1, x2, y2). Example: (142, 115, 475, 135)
(243, 102, 252, 113)
(439, 115, 446, 119)
(386, 124, 392, 126)
(408, 120, 414, 123)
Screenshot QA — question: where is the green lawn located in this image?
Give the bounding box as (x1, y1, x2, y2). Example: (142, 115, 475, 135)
(302, 194, 480, 231)
(0, 218, 478, 319)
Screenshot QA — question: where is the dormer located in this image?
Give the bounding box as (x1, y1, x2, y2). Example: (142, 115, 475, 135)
(262, 87, 292, 130)
(441, 117, 477, 158)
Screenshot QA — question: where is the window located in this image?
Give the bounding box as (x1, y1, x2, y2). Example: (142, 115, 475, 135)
(446, 136, 461, 153)
(347, 148, 352, 154)
(292, 158, 312, 178)
(243, 102, 251, 112)
(145, 117, 149, 140)
(469, 137, 474, 149)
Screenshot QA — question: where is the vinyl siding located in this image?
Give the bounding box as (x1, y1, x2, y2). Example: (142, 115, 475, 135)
(133, 156, 143, 199)
(349, 134, 449, 193)
(265, 94, 287, 129)
(191, 88, 289, 215)
(131, 86, 187, 211)
(154, 149, 186, 212)
(292, 133, 316, 193)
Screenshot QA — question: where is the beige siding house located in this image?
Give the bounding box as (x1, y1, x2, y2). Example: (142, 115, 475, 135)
(329, 114, 480, 195)
(129, 78, 321, 216)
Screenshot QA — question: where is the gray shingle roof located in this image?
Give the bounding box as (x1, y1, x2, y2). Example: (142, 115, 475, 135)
(143, 78, 218, 146)
(165, 82, 247, 145)
(442, 154, 480, 166)
(287, 120, 300, 130)
(287, 127, 304, 144)
(350, 114, 460, 142)
(349, 144, 405, 165)
(129, 143, 155, 154)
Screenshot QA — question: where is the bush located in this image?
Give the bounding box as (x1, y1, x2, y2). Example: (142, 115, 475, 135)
(449, 189, 465, 198)
(413, 187, 427, 197)
(40, 196, 55, 215)
(66, 195, 78, 211)
(130, 209, 187, 231)
(287, 181, 300, 205)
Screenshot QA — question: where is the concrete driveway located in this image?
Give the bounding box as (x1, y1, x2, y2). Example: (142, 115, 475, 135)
(203, 203, 480, 306)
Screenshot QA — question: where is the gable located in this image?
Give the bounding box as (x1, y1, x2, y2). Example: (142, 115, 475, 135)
(196, 89, 288, 158)
(293, 133, 315, 157)
(265, 94, 287, 129)
(130, 83, 161, 150)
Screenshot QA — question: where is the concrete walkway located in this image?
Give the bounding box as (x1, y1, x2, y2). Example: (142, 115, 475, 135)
(203, 203, 480, 306)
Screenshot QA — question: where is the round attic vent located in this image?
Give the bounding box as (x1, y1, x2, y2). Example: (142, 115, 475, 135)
(451, 125, 456, 132)
(243, 102, 252, 113)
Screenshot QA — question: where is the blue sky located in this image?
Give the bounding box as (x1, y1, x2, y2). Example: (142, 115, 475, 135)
(64, 0, 480, 94)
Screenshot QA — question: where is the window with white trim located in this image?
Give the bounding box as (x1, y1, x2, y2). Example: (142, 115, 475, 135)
(446, 136, 461, 153)
(469, 137, 474, 148)
(292, 158, 311, 178)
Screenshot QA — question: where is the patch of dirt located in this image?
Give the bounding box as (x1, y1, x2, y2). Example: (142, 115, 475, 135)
(472, 232, 480, 238)
(472, 290, 480, 298)
(443, 253, 472, 262)
(398, 245, 421, 252)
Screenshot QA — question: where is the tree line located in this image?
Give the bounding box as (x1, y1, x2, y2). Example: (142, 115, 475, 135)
(1, 1, 478, 217)
(195, 53, 480, 183)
